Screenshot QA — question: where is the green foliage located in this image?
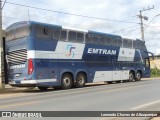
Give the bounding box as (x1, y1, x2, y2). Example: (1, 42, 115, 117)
(151, 68, 160, 77)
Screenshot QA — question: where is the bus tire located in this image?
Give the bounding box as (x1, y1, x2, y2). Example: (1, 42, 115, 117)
(135, 71, 142, 81)
(61, 73, 73, 89)
(75, 73, 86, 88)
(107, 81, 113, 84)
(129, 71, 134, 82)
(38, 86, 48, 91)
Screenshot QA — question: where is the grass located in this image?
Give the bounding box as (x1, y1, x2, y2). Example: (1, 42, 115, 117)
(151, 68, 160, 78)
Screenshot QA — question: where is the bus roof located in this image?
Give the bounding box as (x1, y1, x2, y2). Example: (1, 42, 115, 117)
(6, 21, 29, 31)
(62, 26, 88, 33)
(88, 30, 122, 39)
(6, 21, 62, 31)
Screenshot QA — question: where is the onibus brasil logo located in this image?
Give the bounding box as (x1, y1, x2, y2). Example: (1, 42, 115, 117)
(65, 44, 76, 58)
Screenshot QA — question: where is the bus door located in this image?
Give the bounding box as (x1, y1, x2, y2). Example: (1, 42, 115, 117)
(144, 58, 150, 77)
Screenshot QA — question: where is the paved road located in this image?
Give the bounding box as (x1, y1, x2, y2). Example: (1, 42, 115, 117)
(0, 79, 160, 120)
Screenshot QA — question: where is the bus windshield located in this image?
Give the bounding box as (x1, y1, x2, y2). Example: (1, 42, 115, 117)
(6, 25, 30, 41)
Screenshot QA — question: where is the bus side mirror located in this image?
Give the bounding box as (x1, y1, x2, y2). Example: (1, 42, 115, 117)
(148, 52, 154, 60)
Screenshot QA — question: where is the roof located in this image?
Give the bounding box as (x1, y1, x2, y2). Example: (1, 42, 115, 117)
(88, 30, 122, 39)
(62, 26, 88, 33)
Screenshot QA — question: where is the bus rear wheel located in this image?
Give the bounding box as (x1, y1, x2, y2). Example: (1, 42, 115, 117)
(38, 86, 48, 91)
(107, 81, 113, 84)
(129, 71, 134, 82)
(75, 73, 86, 88)
(61, 73, 73, 89)
(135, 71, 142, 81)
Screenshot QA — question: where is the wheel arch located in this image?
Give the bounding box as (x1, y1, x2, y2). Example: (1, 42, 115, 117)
(137, 70, 142, 75)
(129, 70, 135, 76)
(61, 71, 74, 83)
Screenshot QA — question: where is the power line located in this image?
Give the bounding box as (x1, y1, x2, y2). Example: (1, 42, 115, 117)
(111, 25, 139, 33)
(144, 14, 160, 30)
(4, 1, 138, 24)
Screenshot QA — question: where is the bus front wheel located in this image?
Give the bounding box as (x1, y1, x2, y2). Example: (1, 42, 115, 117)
(61, 73, 73, 89)
(75, 73, 86, 88)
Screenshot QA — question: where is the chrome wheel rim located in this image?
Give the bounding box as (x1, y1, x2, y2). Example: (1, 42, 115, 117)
(129, 73, 134, 81)
(77, 76, 85, 86)
(136, 73, 141, 80)
(63, 77, 71, 86)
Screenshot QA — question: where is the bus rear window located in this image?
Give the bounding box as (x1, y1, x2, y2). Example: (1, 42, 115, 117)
(6, 29, 14, 41)
(6, 26, 30, 41)
(15, 26, 30, 39)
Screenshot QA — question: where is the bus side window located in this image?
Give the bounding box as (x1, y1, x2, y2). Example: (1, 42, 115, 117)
(60, 30, 67, 41)
(85, 34, 92, 43)
(112, 39, 118, 46)
(117, 38, 122, 47)
(133, 40, 137, 49)
(105, 37, 111, 46)
(76, 32, 84, 43)
(99, 36, 105, 45)
(36, 26, 52, 39)
(135, 41, 141, 50)
(141, 42, 147, 51)
(128, 40, 132, 48)
(53, 29, 60, 40)
(92, 35, 99, 44)
(123, 39, 129, 48)
(68, 31, 76, 42)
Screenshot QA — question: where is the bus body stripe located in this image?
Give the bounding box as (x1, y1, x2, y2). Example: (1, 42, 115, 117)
(27, 41, 85, 59)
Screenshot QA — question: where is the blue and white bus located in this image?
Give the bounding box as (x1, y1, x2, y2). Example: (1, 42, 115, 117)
(6, 21, 151, 90)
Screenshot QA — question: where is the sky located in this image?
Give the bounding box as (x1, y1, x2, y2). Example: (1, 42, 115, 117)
(2, 0, 160, 54)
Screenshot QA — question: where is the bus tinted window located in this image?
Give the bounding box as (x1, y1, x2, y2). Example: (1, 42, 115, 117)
(99, 36, 105, 44)
(112, 39, 118, 46)
(53, 29, 60, 40)
(117, 38, 122, 46)
(15, 26, 30, 39)
(123, 39, 132, 48)
(92, 35, 99, 44)
(68, 31, 76, 42)
(60, 30, 67, 41)
(85, 34, 91, 43)
(137, 41, 141, 49)
(36, 26, 52, 39)
(141, 42, 147, 51)
(6, 26, 30, 41)
(6, 29, 15, 41)
(77, 32, 84, 42)
(133, 40, 137, 48)
(128, 40, 132, 48)
(105, 37, 112, 45)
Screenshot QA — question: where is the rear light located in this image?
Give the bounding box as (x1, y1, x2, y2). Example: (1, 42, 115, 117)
(28, 58, 34, 75)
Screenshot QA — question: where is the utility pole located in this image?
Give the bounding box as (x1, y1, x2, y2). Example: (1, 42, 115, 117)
(0, 0, 5, 89)
(138, 6, 154, 41)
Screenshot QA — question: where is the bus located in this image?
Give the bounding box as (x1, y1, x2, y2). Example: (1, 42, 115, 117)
(5, 21, 151, 90)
